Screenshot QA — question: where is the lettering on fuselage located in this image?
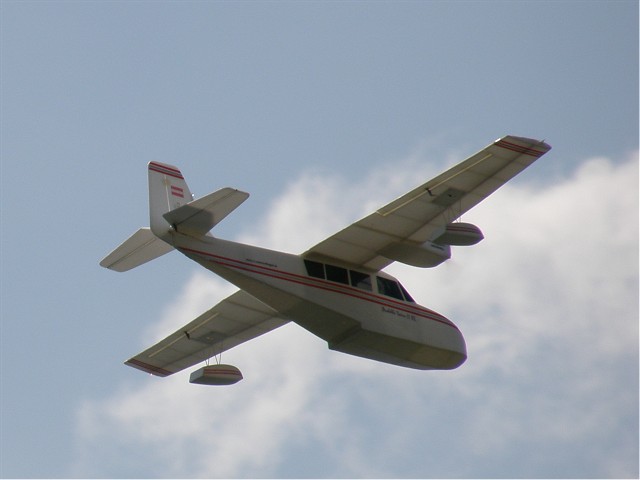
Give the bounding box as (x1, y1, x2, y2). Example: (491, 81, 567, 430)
(381, 306, 416, 321)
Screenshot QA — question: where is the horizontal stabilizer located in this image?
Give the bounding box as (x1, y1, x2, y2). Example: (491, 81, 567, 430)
(163, 187, 249, 237)
(100, 228, 174, 272)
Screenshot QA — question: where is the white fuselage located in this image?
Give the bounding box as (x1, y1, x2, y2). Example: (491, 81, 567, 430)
(171, 233, 467, 370)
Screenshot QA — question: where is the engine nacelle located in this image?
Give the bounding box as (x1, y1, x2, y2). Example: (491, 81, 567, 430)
(381, 241, 451, 268)
(432, 222, 484, 246)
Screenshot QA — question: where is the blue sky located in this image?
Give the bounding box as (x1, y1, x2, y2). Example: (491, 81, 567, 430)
(1, 1, 637, 478)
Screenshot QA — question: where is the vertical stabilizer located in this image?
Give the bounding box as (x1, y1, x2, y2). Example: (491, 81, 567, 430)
(148, 161, 193, 239)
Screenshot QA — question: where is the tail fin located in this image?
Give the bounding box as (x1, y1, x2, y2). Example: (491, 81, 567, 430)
(149, 161, 250, 238)
(100, 162, 250, 272)
(148, 161, 193, 239)
(99, 161, 189, 272)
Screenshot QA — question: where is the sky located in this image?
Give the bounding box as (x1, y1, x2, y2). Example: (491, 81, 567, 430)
(1, 1, 638, 478)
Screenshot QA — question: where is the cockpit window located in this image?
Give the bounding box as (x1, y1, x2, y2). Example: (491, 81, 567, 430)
(376, 276, 415, 302)
(305, 260, 414, 302)
(376, 276, 404, 300)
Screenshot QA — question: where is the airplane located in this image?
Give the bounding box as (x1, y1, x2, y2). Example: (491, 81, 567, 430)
(100, 135, 551, 385)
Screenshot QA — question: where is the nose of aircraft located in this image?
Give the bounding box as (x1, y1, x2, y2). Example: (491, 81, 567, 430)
(439, 323, 467, 369)
(444, 344, 467, 369)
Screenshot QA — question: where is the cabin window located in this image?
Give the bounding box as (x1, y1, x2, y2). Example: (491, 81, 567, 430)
(325, 264, 349, 285)
(376, 276, 404, 301)
(304, 260, 325, 279)
(350, 270, 372, 291)
(305, 259, 374, 293)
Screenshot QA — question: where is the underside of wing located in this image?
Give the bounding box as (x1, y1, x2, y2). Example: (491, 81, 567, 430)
(304, 135, 551, 271)
(125, 290, 288, 376)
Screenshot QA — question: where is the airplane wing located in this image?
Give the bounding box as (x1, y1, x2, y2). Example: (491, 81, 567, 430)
(303, 135, 551, 271)
(125, 290, 288, 376)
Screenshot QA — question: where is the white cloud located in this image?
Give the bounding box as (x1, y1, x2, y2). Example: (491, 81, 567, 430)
(71, 150, 638, 478)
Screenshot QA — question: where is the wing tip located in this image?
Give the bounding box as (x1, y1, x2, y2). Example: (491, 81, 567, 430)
(125, 358, 173, 377)
(496, 135, 551, 157)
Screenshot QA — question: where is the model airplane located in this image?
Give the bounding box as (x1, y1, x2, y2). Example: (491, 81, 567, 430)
(100, 135, 551, 385)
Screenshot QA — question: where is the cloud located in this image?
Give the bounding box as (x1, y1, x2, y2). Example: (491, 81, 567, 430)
(71, 150, 638, 478)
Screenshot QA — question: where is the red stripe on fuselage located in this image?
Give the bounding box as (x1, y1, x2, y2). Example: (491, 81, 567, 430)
(179, 246, 457, 330)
